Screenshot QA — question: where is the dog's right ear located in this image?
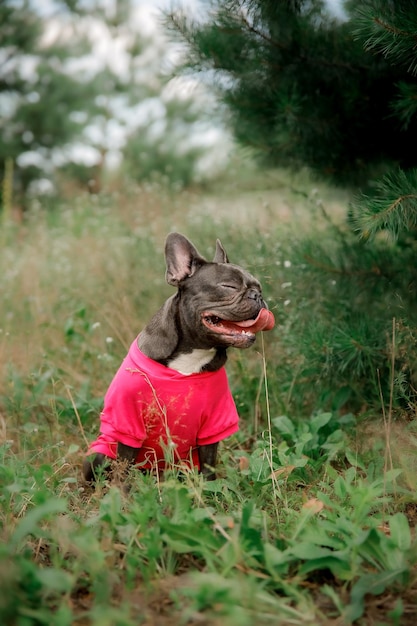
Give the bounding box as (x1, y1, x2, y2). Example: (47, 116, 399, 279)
(165, 233, 206, 286)
(213, 239, 229, 264)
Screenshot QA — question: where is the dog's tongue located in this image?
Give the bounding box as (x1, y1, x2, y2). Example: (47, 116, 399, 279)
(233, 308, 275, 333)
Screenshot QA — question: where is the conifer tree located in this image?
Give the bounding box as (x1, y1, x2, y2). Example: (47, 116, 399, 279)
(167, 0, 417, 408)
(166, 0, 417, 187)
(347, 1, 417, 242)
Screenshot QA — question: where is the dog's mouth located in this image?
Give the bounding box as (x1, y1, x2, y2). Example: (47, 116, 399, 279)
(202, 308, 275, 339)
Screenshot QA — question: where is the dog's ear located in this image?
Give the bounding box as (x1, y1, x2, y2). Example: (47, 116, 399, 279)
(165, 233, 206, 286)
(213, 239, 229, 264)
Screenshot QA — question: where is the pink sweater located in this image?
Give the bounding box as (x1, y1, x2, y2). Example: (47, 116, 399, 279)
(88, 338, 239, 471)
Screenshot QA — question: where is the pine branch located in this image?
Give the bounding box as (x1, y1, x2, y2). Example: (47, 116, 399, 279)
(391, 81, 417, 130)
(168, 2, 365, 74)
(303, 255, 383, 277)
(351, 169, 417, 240)
(237, 11, 285, 50)
(354, 5, 417, 75)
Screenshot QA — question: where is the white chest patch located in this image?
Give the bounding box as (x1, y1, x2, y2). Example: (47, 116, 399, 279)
(168, 348, 216, 375)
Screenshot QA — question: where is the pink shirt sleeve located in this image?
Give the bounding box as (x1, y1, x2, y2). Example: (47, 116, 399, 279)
(196, 368, 239, 446)
(99, 362, 148, 449)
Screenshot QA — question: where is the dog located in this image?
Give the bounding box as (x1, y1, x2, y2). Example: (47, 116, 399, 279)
(83, 232, 274, 485)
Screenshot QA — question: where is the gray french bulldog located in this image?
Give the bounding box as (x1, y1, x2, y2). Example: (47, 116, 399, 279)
(83, 232, 274, 485)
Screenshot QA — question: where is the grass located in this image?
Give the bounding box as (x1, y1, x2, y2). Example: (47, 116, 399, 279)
(1, 171, 417, 625)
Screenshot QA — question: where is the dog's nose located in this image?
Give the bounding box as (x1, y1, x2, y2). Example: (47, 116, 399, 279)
(247, 288, 262, 302)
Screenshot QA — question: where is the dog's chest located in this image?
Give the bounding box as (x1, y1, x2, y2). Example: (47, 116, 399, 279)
(168, 348, 216, 375)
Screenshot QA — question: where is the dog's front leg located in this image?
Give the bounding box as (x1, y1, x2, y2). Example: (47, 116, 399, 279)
(112, 442, 140, 486)
(198, 443, 218, 481)
(83, 443, 139, 486)
(83, 452, 111, 483)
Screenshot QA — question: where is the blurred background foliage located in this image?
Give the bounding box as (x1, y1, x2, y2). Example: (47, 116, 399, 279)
(0, 0, 230, 204)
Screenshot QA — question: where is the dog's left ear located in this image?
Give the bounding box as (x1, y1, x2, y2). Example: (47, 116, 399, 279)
(213, 239, 229, 264)
(165, 233, 206, 286)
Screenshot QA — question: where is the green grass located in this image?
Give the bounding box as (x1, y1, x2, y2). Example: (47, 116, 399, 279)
(1, 173, 417, 625)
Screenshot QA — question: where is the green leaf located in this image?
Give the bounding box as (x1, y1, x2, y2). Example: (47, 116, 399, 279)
(321, 584, 345, 615)
(332, 386, 352, 410)
(11, 499, 68, 547)
(290, 542, 334, 560)
(202, 479, 227, 493)
(192, 507, 215, 522)
(296, 432, 313, 451)
(272, 415, 296, 437)
(240, 501, 254, 530)
(36, 568, 73, 593)
(168, 486, 193, 525)
(333, 475, 348, 499)
(162, 521, 221, 554)
(249, 450, 270, 482)
(263, 543, 290, 571)
(299, 556, 352, 579)
(348, 569, 408, 622)
(310, 412, 332, 434)
(345, 448, 366, 469)
(389, 513, 411, 551)
(354, 527, 388, 568)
